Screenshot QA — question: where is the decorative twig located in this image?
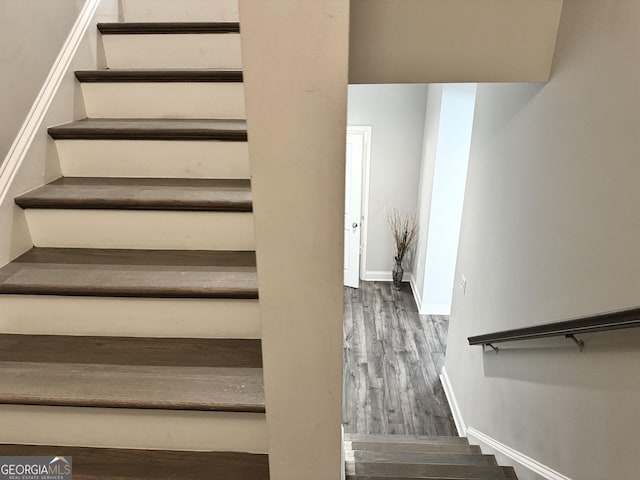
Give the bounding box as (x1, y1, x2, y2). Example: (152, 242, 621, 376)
(387, 209, 418, 262)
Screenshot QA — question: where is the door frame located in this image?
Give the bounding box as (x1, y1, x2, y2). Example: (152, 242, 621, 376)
(346, 125, 372, 282)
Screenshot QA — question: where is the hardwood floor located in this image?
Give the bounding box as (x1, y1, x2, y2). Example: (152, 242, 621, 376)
(343, 281, 456, 436)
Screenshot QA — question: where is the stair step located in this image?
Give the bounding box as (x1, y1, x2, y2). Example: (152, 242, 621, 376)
(75, 69, 243, 83)
(350, 441, 482, 454)
(0, 405, 266, 452)
(345, 434, 469, 445)
(0, 362, 263, 412)
(15, 178, 252, 212)
(348, 477, 503, 480)
(56, 139, 250, 179)
(0, 445, 269, 480)
(352, 451, 497, 466)
(347, 462, 509, 479)
(0, 248, 257, 298)
(501, 467, 519, 480)
(49, 119, 247, 141)
(99, 23, 242, 69)
(76, 70, 245, 119)
(0, 334, 262, 367)
(98, 22, 240, 34)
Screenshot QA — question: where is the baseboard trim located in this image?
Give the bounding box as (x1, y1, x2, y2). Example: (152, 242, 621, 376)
(0, 0, 102, 205)
(362, 270, 410, 282)
(440, 366, 573, 480)
(439, 366, 466, 436)
(409, 274, 423, 313)
(466, 427, 573, 480)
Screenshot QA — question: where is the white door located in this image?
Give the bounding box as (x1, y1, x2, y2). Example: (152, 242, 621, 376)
(344, 131, 364, 288)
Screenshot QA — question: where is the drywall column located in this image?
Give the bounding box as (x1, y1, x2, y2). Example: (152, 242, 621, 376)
(420, 84, 476, 314)
(238, 2, 349, 479)
(412, 84, 443, 309)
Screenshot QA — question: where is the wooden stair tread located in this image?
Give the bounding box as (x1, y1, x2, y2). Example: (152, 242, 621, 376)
(0, 445, 269, 479)
(15, 178, 252, 211)
(0, 248, 257, 298)
(345, 434, 470, 445)
(48, 118, 247, 141)
(348, 462, 509, 479)
(75, 69, 243, 83)
(0, 335, 262, 367)
(501, 467, 519, 480)
(352, 450, 497, 466)
(349, 441, 482, 454)
(0, 362, 264, 412)
(98, 22, 240, 35)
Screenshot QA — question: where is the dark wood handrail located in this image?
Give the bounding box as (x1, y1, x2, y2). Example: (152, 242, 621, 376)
(468, 306, 640, 350)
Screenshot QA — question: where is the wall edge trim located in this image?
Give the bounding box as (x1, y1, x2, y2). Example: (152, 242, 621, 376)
(0, 0, 102, 206)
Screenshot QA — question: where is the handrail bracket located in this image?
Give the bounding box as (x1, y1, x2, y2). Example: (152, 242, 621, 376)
(484, 343, 499, 353)
(565, 334, 585, 352)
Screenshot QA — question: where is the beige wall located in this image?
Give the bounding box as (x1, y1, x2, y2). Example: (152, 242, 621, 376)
(445, 1, 640, 479)
(349, 0, 563, 84)
(238, 1, 349, 479)
(0, 0, 87, 164)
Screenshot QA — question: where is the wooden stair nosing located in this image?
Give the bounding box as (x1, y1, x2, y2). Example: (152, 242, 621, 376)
(352, 450, 498, 466)
(0, 335, 262, 368)
(75, 69, 243, 83)
(48, 119, 247, 141)
(15, 178, 253, 212)
(501, 466, 519, 480)
(0, 362, 265, 413)
(349, 441, 482, 455)
(348, 462, 510, 479)
(97, 22, 241, 35)
(345, 433, 470, 445)
(347, 477, 505, 480)
(0, 445, 269, 479)
(0, 248, 258, 299)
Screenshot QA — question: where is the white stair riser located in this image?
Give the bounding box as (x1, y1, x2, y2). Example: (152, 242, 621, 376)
(0, 296, 260, 338)
(0, 405, 267, 453)
(121, 0, 239, 22)
(81, 83, 246, 119)
(102, 34, 242, 69)
(56, 140, 250, 179)
(25, 210, 255, 250)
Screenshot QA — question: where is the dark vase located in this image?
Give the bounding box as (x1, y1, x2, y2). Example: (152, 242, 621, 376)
(392, 256, 404, 290)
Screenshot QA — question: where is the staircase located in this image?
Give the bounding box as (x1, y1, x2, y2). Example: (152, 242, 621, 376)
(345, 434, 518, 480)
(0, 0, 269, 478)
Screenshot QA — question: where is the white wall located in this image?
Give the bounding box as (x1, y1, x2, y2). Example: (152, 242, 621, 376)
(0, 0, 87, 164)
(412, 85, 442, 303)
(445, 1, 640, 479)
(420, 84, 476, 314)
(347, 84, 427, 279)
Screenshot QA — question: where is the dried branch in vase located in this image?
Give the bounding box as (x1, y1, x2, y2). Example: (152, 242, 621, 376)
(387, 209, 418, 262)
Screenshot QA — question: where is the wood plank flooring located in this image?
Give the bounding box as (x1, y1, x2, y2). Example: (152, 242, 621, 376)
(343, 281, 455, 436)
